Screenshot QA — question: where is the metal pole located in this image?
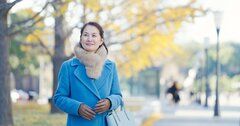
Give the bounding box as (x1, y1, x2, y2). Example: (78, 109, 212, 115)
(156, 69, 160, 98)
(204, 44, 210, 107)
(214, 28, 220, 116)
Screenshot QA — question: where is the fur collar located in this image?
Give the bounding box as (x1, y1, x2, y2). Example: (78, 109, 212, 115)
(74, 44, 107, 79)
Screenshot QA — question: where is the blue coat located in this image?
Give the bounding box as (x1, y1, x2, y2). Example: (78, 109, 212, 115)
(54, 58, 122, 126)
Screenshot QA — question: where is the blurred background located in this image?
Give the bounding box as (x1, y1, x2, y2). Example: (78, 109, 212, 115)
(0, 0, 239, 126)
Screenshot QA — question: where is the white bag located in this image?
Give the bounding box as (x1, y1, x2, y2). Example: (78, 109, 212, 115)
(106, 103, 136, 126)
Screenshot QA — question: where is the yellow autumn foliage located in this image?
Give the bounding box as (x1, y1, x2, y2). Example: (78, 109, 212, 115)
(82, 0, 101, 12)
(104, 0, 205, 78)
(16, 0, 205, 78)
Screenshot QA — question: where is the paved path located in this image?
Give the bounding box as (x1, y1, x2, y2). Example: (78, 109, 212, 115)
(154, 116, 239, 126)
(154, 103, 240, 126)
(124, 97, 161, 126)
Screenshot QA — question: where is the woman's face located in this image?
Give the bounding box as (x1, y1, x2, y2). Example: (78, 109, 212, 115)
(80, 25, 103, 52)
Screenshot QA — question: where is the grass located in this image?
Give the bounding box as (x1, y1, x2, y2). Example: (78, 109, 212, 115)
(12, 101, 154, 126)
(13, 102, 66, 126)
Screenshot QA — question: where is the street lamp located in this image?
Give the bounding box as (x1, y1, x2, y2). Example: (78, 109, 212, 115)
(213, 11, 223, 117)
(204, 37, 210, 107)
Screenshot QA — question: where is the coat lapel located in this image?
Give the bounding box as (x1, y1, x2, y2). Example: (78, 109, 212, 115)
(94, 61, 112, 90)
(72, 58, 101, 99)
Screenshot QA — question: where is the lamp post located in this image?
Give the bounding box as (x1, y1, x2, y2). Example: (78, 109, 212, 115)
(204, 37, 210, 107)
(213, 11, 223, 117)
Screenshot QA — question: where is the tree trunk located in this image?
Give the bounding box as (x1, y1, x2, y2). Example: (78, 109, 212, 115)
(13, 69, 23, 90)
(0, 0, 13, 125)
(50, 1, 66, 113)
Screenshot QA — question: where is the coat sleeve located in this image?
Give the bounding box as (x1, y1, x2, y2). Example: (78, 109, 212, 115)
(107, 63, 122, 110)
(53, 61, 81, 116)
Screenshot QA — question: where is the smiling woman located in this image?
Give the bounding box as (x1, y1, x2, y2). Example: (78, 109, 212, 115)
(53, 22, 122, 126)
(80, 23, 104, 52)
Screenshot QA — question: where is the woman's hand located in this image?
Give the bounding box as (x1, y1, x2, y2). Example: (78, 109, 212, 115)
(78, 104, 96, 120)
(95, 99, 111, 114)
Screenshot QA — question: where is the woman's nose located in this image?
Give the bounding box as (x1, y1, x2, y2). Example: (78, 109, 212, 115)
(87, 36, 93, 41)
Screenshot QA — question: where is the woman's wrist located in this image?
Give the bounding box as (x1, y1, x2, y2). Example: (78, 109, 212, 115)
(105, 98, 112, 109)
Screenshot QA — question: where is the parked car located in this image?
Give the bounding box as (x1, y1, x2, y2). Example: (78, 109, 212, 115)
(11, 89, 29, 102)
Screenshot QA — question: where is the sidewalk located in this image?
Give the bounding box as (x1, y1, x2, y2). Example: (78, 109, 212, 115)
(125, 96, 240, 126)
(154, 116, 239, 126)
(153, 103, 240, 126)
(124, 96, 161, 126)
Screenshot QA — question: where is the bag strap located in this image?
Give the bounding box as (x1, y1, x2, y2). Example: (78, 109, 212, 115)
(120, 101, 132, 120)
(107, 100, 132, 122)
(120, 100, 124, 110)
(107, 100, 125, 114)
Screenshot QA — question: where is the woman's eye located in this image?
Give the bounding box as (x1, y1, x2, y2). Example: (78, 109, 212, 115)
(92, 35, 96, 37)
(83, 34, 88, 36)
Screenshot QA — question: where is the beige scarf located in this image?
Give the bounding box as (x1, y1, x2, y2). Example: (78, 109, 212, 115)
(74, 44, 107, 79)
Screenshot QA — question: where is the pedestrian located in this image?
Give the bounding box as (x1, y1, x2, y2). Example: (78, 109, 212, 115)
(166, 81, 180, 104)
(53, 22, 122, 126)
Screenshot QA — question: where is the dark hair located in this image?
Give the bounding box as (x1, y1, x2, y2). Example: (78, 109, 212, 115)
(80, 22, 108, 54)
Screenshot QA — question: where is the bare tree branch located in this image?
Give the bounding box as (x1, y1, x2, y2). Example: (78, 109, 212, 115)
(63, 3, 104, 41)
(31, 33, 53, 57)
(0, 0, 22, 16)
(8, 16, 45, 37)
(107, 10, 206, 47)
(8, 1, 50, 31)
(0, 0, 22, 10)
(65, 0, 127, 40)
(103, 1, 136, 29)
(114, 8, 165, 37)
(111, 1, 202, 38)
(56, 1, 127, 43)
(81, 1, 87, 24)
(15, 41, 41, 48)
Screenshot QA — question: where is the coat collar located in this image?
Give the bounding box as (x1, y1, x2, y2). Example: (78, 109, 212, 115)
(71, 58, 112, 99)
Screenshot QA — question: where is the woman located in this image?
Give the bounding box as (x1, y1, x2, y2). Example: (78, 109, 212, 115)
(54, 22, 122, 126)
